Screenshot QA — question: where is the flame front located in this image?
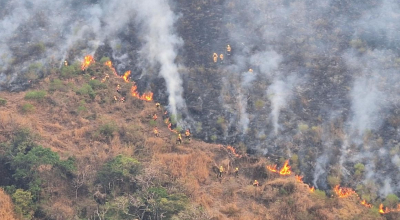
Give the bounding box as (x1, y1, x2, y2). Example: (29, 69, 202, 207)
(361, 200, 372, 208)
(81, 55, 94, 70)
(379, 204, 390, 214)
(333, 185, 356, 198)
(267, 160, 291, 175)
(131, 84, 153, 101)
(104, 60, 117, 75)
(266, 164, 278, 173)
(226, 146, 242, 158)
(279, 160, 291, 175)
(309, 186, 315, 192)
(122, 70, 131, 82)
(295, 175, 303, 182)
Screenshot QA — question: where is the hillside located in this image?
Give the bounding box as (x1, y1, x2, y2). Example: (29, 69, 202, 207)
(0, 61, 397, 219)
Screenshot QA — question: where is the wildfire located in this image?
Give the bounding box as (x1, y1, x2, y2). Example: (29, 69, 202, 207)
(226, 146, 242, 158)
(279, 160, 291, 175)
(309, 186, 315, 192)
(379, 204, 390, 214)
(266, 164, 278, 173)
(122, 70, 131, 82)
(130, 84, 153, 101)
(295, 175, 303, 182)
(266, 160, 291, 175)
(333, 185, 356, 198)
(167, 123, 178, 133)
(81, 55, 94, 70)
(361, 200, 372, 208)
(104, 60, 117, 76)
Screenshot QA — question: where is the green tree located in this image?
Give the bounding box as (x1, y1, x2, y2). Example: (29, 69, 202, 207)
(383, 194, 399, 208)
(97, 155, 141, 190)
(12, 189, 34, 219)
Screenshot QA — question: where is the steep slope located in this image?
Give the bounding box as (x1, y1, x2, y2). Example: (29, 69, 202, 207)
(0, 63, 395, 219)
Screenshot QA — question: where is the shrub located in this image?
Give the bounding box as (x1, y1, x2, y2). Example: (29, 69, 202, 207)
(327, 175, 340, 188)
(12, 189, 34, 219)
(97, 155, 141, 187)
(49, 79, 66, 92)
(384, 194, 399, 208)
(24, 90, 46, 100)
(89, 79, 107, 90)
(99, 56, 110, 63)
(21, 103, 35, 113)
(313, 189, 326, 199)
(61, 63, 80, 78)
(298, 123, 309, 132)
(98, 122, 117, 139)
(76, 83, 95, 99)
(0, 97, 7, 106)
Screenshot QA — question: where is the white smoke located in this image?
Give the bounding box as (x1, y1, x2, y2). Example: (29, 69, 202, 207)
(267, 75, 297, 135)
(134, 0, 185, 116)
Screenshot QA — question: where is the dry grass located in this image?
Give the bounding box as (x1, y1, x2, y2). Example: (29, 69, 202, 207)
(0, 188, 16, 220)
(0, 74, 388, 220)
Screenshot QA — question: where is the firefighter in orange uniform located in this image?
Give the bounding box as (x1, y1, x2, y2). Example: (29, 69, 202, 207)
(213, 53, 218, 63)
(185, 129, 191, 141)
(176, 133, 182, 144)
(153, 113, 158, 121)
(234, 167, 239, 178)
(218, 166, 224, 178)
(226, 44, 231, 55)
(153, 127, 159, 137)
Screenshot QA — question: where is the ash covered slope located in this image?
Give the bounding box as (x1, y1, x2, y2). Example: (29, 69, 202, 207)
(2, 0, 400, 201)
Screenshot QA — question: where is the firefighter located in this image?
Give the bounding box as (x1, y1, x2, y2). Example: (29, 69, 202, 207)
(234, 167, 239, 178)
(176, 133, 182, 144)
(226, 44, 231, 55)
(253, 180, 259, 187)
(120, 97, 125, 102)
(220, 54, 224, 61)
(249, 68, 253, 73)
(152, 113, 158, 121)
(185, 129, 191, 141)
(113, 95, 118, 102)
(213, 53, 218, 63)
(156, 103, 160, 109)
(153, 127, 159, 137)
(116, 84, 121, 93)
(218, 166, 224, 178)
(64, 60, 68, 66)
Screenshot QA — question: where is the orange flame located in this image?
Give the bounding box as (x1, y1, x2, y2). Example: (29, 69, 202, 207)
(81, 55, 94, 70)
(361, 200, 372, 208)
(104, 60, 117, 76)
(122, 70, 131, 82)
(309, 186, 315, 192)
(130, 84, 153, 101)
(226, 146, 242, 158)
(295, 175, 303, 182)
(279, 160, 291, 175)
(267, 160, 291, 175)
(379, 204, 390, 214)
(266, 164, 278, 173)
(167, 123, 178, 133)
(333, 185, 356, 198)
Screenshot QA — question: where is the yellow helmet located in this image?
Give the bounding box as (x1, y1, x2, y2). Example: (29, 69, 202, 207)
(220, 166, 223, 168)
(236, 167, 238, 170)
